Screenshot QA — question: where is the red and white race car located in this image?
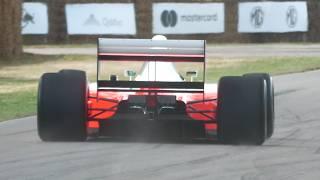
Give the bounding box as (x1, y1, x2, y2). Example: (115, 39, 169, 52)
(37, 36, 274, 145)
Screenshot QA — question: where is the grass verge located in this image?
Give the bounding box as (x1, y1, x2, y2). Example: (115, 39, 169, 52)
(206, 57, 320, 81)
(0, 90, 37, 121)
(0, 54, 320, 121)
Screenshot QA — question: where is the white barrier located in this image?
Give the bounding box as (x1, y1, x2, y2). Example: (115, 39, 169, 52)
(22, 2, 48, 34)
(65, 4, 136, 35)
(153, 3, 224, 34)
(238, 1, 308, 33)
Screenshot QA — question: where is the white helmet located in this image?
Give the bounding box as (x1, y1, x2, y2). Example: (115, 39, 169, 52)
(152, 35, 167, 41)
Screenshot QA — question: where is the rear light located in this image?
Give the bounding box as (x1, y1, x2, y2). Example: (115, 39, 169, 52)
(87, 121, 99, 129)
(147, 96, 157, 108)
(87, 100, 92, 115)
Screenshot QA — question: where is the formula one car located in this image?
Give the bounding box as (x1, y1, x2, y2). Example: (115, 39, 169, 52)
(37, 35, 274, 145)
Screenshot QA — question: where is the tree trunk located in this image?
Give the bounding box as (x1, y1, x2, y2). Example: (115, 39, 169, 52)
(0, 0, 22, 59)
(135, 0, 152, 38)
(48, 0, 68, 44)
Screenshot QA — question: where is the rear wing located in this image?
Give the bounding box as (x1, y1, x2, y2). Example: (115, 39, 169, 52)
(97, 38, 206, 93)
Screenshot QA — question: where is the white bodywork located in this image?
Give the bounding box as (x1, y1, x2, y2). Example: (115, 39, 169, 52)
(135, 61, 183, 82)
(135, 35, 182, 82)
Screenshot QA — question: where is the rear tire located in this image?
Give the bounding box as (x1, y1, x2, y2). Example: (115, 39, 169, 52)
(38, 70, 88, 141)
(243, 73, 274, 138)
(217, 76, 267, 145)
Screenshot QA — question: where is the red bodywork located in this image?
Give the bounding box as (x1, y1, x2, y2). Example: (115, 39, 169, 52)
(87, 84, 217, 133)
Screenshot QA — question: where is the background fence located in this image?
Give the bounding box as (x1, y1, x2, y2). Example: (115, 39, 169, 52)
(22, 0, 320, 44)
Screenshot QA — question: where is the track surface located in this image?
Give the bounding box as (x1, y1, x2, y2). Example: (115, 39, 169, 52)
(24, 44, 320, 58)
(1, 70, 320, 180)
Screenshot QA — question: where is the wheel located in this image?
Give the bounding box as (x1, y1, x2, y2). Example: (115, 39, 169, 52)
(243, 73, 274, 138)
(217, 76, 267, 145)
(38, 70, 88, 141)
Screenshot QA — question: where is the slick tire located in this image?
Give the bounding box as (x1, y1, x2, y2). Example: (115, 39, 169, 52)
(243, 73, 274, 138)
(217, 76, 267, 145)
(38, 70, 88, 141)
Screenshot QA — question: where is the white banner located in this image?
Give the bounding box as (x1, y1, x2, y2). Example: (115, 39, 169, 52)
(238, 1, 308, 33)
(65, 4, 136, 35)
(22, 3, 48, 34)
(153, 3, 224, 34)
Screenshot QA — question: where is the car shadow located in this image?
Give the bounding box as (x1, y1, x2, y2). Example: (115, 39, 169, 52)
(86, 136, 219, 145)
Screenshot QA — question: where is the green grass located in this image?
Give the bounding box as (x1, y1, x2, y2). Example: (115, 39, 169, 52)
(1, 55, 320, 121)
(0, 90, 37, 121)
(24, 44, 96, 49)
(206, 57, 320, 81)
(0, 53, 94, 66)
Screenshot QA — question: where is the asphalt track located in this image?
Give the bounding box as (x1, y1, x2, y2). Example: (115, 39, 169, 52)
(24, 44, 320, 58)
(1, 70, 320, 180)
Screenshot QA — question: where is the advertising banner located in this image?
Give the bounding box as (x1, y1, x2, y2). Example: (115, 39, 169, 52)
(22, 2, 48, 34)
(238, 1, 308, 33)
(65, 4, 136, 35)
(153, 3, 224, 34)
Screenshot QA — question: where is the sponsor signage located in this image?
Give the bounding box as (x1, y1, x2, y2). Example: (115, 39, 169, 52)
(65, 4, 136, 35)
(153, 3, 224, 34)
(22, 2, 48, 34)
(238, 1, 308, 33)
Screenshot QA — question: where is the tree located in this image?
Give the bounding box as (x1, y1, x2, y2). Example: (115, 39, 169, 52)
(48, 0, 68, 43)
(135, 0, 152, 38)
(0, 0, 22, 58)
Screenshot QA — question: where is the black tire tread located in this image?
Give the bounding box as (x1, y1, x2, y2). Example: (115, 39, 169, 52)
(217, 76, 267, 145)
(243, 73, 274, 138)
(38, 70, 88, 141)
